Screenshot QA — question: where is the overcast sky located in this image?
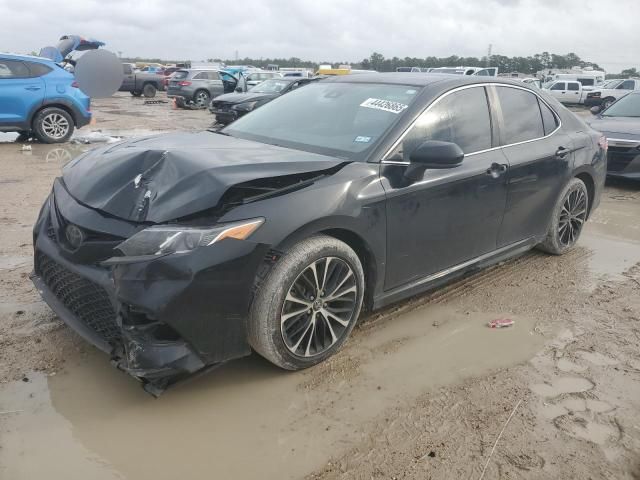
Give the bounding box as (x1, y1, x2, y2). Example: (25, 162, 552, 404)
(0, 0, 638, 72)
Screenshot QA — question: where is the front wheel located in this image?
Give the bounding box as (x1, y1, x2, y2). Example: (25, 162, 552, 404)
(248, 235, 365, 370)
(538, 178, 589, 255)
(32, 107, 74, 144)
(602, 97, 615, 109)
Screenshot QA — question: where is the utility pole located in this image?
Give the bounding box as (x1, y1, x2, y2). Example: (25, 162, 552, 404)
(486, 44, 492, 67)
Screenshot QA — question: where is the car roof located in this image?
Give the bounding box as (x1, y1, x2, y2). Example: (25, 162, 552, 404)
(0, 52, 53, 63)
(324, 72, 529, 89)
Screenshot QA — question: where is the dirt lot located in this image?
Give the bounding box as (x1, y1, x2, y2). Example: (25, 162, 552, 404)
(1, 93, 639, 480)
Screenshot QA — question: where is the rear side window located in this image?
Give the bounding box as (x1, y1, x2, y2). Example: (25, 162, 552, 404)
(619, 80, 635, 90)
(550, 82, 565, 91)
(567, 82, 579, 91)
(193, 72, 208, 79)
(538, 99, 559, 135)
(26, 62, 52, 77)
(207, 71, 220, 80)
(0, 60, 30, 78)
(396, 86, 492, 157)
(496, 87, 544, 144)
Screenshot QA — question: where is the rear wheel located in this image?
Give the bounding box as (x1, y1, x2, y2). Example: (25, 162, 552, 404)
(538, 178, 589, 255)
(142, 84, 157, 97)
(194, 89, 210, 108)
(32, 107, 74, 144)
(248, 235, 365, 370)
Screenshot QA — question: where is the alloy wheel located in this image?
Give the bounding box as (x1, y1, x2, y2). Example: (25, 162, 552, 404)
(558, 186, 587, 247)
(195, 92, 210, 107)
(41, 113, 70, 139)
(281, 256, 358, 357)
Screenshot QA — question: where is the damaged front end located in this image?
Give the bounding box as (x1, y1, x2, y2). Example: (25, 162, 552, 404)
(31, 134, 348, 395)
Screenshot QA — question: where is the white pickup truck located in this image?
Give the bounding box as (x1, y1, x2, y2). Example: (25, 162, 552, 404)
(584, 78, 640, 109)
(544, 80, 588, 105)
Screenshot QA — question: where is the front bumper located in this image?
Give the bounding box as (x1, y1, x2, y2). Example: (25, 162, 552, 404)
(31, 181, 270, 394)
(606, 138, 640, 180)
(584, 97, 602, 107)
(210, 107, 240, 125)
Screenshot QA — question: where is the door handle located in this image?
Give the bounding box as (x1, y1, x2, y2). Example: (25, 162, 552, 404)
(486, 163, 508, 178)
(555, 146, 570, 159)
(25, 86, 41, 91)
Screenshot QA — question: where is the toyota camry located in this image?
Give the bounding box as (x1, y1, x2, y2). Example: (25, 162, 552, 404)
(31, 73, 607, 394)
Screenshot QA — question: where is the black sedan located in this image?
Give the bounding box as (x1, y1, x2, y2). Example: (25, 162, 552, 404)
(31, 74, 606, 394)
(209, 76, 321, 125)
(586, 91, 640, 180)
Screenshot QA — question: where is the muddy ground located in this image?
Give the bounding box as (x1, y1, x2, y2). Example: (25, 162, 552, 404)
(0, 93, 639, 480)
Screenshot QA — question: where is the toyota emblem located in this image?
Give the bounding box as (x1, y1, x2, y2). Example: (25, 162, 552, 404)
(65, 224, 85, 249)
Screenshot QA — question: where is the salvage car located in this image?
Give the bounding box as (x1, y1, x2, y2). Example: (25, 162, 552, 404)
(0, 53, 91, 143)
(209, 76, 321, 125)
(586, 91, 640, 180)
(31, 74, 606, 394)
(167, 68, 238, 108)
(119, 63, 165, 98)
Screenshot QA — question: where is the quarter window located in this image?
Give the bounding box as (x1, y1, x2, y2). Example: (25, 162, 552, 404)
(390, 86, 492, 159)
(496, 87, 545, 144)
(538, 99, 559, 135)
(25, 62, 52, 77)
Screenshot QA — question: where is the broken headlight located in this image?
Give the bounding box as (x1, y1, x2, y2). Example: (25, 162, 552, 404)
(232, 101, 259, 112)
(115, 218, 264, 257)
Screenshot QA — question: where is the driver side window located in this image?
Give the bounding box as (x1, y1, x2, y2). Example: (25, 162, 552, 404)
(389, 86, 492, 162)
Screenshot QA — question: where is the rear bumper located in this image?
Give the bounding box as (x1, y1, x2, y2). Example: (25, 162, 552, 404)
(31, 185, 270, 394)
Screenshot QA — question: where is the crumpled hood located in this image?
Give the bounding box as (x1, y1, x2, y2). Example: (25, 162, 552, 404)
(62, 131, 344, 223)
(586, 116, 640, 138)
(212, 92, 277, 105)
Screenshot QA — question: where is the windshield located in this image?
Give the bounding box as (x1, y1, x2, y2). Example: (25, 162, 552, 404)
(249, 79, 292, 93)
(601, 79, 621, 89)
(602, 93, 640, 117)
(224, 82, 420, 160)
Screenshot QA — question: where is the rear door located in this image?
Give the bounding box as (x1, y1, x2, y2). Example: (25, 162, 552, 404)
(491, 85, 574, 246)
(565, 81, 582, 104)
(206, 71, 224, 98)
(382, 85, 509, 289)
(0, 59, 45, 125)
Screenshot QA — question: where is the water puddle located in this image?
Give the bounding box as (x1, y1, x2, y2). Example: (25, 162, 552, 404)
(0, 306, 546, 480)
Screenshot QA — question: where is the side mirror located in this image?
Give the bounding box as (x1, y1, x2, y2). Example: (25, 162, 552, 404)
(404, 140, 464, 181)
(590, 106, 601, 115)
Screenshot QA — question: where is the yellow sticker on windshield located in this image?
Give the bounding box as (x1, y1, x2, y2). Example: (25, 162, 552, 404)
(360, 98, 409, 114)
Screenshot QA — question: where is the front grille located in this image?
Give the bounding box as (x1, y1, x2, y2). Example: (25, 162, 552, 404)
(607, 146, 638, 173)
(36, 251, 121, 343)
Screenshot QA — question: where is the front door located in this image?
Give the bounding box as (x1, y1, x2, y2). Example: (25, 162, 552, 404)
(381, 85, 509, 290)
(0, 59, 45, 125)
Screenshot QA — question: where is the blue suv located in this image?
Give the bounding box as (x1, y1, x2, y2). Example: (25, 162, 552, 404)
(0, 53, 91, 143)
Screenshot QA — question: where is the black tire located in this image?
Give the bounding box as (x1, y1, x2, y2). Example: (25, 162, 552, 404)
(193, 89, 210, 107)
(131, 91, 142, 97)
(32, 107, 74, 144)
(16, 131, 31, 142)
(142, 84, 157, 98)
(602, 97, 615, 110)
(248, 235, 365, 370)
(538, 178, 589, 255)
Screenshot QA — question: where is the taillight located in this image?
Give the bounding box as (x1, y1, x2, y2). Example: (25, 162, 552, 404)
(598, 136, 608, 152)
(178, 81, 191, 86)
(71, 81, 79, 88)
